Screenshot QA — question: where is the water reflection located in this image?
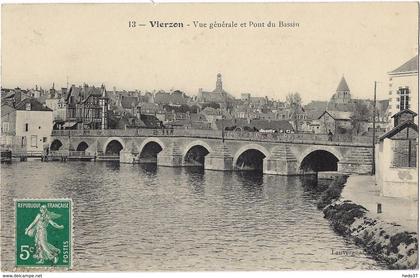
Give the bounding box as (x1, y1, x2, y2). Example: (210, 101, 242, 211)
(183, 167, 206, 197)
(138, 163, 158, 174)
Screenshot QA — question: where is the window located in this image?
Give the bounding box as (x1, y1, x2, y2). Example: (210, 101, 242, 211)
(399, 88, 410, 110)
(2, 122, 9, 132)
(25, 123, 29, 132)
(31, 135, 37, 147)
(43, 137, 47, 143)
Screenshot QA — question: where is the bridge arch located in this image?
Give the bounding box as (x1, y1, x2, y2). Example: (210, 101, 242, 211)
(183, 140, 213, 167)
(298, 146, 342, 173)
(103, 137, 125, 155)
(76, 141, 89, 152)
(137, 137, 165, 163)
(233, 144, 270, 171)
(50, 139, 63, 151)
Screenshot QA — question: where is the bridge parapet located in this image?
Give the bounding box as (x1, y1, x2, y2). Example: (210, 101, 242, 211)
(52, 129, 373, 147)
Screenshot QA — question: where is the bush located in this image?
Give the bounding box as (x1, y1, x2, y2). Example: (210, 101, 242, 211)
(323, 201, 367, 235)
(388, 232, 418, 254)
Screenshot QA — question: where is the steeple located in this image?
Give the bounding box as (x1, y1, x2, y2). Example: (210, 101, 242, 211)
(336, 76, 350, 92)
(328, 75, 352, 106)
(215, 73, 223, 92)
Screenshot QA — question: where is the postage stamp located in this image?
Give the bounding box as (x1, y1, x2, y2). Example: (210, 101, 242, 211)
(15, 199, 72, 269)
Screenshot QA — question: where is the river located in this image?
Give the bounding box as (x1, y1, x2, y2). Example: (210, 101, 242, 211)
(1, 161, 384, 271)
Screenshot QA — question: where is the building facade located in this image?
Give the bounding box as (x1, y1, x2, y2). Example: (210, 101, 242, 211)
(65, 84, 109, 130)
(387, 55, 418, 127)
(1, 97, 53, 153)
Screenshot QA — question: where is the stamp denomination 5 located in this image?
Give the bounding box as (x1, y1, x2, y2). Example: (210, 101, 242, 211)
(15, 199, 73, 269)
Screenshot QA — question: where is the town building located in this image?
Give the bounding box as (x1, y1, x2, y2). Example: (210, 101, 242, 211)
(240, 93, 251, 101)
(45, 87, 67, 129)
(200, 106, 223, 124)
(387, 55, 418, 128)
(1, 92, 53, 153)
(1, 88, 31, 106)
(318, 110, 352, 134)
(137, 102, 166, 122)
(197, 73, 235, 106)
(304, 101, 328, 120)
(376, 109, 418, 199)
(153, 90, 189, 105)
(64, 84, 109, 130)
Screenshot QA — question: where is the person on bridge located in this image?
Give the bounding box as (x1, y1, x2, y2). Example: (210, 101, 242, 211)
(328, 130, 333, 141)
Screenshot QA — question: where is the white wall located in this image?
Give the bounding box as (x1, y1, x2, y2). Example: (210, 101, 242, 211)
(15, 110, 53, 152)
(376, 138, 418, 200)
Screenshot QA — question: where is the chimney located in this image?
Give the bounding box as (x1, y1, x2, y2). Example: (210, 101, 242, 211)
(101, 84, 106, 97)
(136, 106, 141, 120)
(83, 83, 88, 100)
(14, 90, 22, 104)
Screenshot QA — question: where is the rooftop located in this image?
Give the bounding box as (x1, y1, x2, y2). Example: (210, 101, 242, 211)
(14, 98, 53, 112)
(389, 55, 418, 75)
(319, 110, 353, 121)
(379, 120, 418, 141)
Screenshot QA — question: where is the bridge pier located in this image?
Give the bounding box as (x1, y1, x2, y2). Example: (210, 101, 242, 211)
(204, 144, 233, 171)
(263, 145, 299, 175)
(157, 142, 183, 167)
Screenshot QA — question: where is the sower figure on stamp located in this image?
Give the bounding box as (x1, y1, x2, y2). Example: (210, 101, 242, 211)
(25, 205, 64, 264)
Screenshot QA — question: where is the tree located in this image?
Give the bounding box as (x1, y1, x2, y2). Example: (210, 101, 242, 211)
(350, 101, 370, 135)
(286, 92, 303, 132)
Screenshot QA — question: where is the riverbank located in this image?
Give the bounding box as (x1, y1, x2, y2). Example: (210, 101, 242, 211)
(318, 175, 418, 269)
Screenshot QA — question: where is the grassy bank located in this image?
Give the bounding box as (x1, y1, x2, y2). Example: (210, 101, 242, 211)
(318, 175, 418, 269)
(316, 175, 348, 209)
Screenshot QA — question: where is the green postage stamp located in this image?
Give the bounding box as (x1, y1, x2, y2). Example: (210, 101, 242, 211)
(15, 199, 73, 269)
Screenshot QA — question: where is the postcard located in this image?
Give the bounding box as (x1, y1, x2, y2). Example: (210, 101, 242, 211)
(1, 2, 418, 275)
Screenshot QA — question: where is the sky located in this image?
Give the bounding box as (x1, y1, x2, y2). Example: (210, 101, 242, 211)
(2, 3, 418, 104)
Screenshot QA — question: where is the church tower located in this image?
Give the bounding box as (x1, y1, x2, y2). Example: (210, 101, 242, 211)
(215, 73, 223, 92)
(332, 76, 351, 103)
(327, 76, 352, 111)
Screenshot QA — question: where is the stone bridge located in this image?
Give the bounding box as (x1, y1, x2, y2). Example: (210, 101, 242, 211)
(50, 129, 374, 175)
